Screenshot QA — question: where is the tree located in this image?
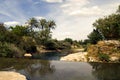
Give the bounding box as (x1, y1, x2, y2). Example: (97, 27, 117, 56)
(39, 19, 47, 30)
(64, 38, 73, 45)
(47, 20, 56, 31)
(88, 29, 103, 44)
(37, 19, 56, 44)
(91, 5, 120, 40)
(27, 18, 38, 31)
(0, 23, 6, 32)
(10, 25, 30, 37)
(0, 23, 7, 42)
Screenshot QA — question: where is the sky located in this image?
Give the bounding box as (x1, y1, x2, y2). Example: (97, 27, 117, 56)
(0, 0, 120, 40)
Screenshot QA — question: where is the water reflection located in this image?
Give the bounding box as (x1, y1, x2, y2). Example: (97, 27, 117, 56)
(0, 58, 120, 80)
(90, 63, 120, 80)
(0, 58, 55, 80)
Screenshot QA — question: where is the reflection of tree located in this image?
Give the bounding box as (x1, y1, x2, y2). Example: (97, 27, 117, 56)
(0, 58, 55, 78)
(89, 63, 120, 80)
(0, 58, 35, 70)
(25, 60, 55, 76)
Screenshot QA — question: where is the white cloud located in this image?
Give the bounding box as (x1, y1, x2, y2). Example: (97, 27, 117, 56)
(44, 0, 63, 3)
(34, 16, 45, 20)
(49, 0, 120, 40)
(69, 6, 102, 16)
(60, 0, 103, 16)
(61, 0, 89, 8)
(4, 21, 20, 27)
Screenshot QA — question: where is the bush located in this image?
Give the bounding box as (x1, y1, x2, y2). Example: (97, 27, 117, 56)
(44, 40, 58, 50)
(98, 53, 110, 62)
(0, 42, 24, 58)
(21, 36, 37, 53)
(0, 42, 12, 57)
(57, 41, 71, 50)
(8, 44, 25, 58)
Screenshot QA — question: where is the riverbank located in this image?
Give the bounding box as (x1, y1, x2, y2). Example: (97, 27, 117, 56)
(0, 71, 26, 80)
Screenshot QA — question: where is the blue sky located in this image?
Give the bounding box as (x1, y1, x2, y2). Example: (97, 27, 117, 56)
(0, 0, 120, 40)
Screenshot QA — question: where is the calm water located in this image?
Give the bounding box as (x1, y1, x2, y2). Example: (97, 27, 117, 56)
(0, 58, 120, 80)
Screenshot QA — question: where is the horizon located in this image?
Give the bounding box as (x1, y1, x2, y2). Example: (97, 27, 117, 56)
(0, 0, 119, 40)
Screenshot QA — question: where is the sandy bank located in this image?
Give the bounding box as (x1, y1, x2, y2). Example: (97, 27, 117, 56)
(0, 71, 26, 80)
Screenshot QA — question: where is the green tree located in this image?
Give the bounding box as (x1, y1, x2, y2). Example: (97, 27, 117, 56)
(0, 23, 7, 42)
(39, 19, 47, 30)
(10, 25, 30, 37)
(27, 18, 38, 31)
(47, 20, 56, 31)
(64, 38, 73, 45)
(88, 29, 103, 44)
(91, 5, 120, 40)
(36, 19, 56, 44)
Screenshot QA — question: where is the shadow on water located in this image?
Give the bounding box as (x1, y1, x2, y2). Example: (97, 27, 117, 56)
(0, 58, 120, 80)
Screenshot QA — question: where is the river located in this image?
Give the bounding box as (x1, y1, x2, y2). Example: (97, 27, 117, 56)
(0, 58, 120, 80)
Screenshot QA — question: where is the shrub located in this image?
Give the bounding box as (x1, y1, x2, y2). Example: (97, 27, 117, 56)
(8, 44, 25, 58)
(98, 53, 110, 62)
(0, 42, 12, 57)
(44, 40, 58, 50)
(57, 41, 71, 50)
(0, 42, 24, 58)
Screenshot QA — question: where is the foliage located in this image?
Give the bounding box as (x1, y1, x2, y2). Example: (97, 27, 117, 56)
(0, 24, 20, 44)
(0, 18, 58, 58)
(57, 41, 71, 50)
(93, 14, 120, 40)
(10, 25, 30, 37)
(64, 38, 73, 45)
(98, 53, 110, 62)
(21, 36, 37, 53)
(0, 42, 12, 57)
(44, 40, 58, 50)
(87, 5, 120, 44)
(88, 29, 103, 44)
(27, 17, 38, 30)
(0, 42, 24, 57)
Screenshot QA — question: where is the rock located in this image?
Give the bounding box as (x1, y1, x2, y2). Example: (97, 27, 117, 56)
(0, 71, 26, 80)
(110, 56, 119, 62)
(60, 52, 88, 62)
(88, 57, 98, 62)
(24, 53, 32, 57)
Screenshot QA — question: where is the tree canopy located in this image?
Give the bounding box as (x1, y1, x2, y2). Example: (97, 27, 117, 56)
(87, 5, 120, 44)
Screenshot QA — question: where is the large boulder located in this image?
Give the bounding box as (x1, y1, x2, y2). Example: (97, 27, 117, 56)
(60, 52, 88, 62)
(0, 71, 26, 80)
